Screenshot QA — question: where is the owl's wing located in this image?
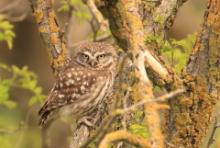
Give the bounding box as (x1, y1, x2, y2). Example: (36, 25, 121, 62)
(38, 65, 100, 126)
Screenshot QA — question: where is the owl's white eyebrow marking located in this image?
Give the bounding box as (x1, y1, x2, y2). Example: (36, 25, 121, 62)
(94, 51, 106, 57)
(82, 51, 92, 57)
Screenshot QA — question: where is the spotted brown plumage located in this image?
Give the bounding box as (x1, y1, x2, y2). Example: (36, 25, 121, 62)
(39, 42, 117, 126)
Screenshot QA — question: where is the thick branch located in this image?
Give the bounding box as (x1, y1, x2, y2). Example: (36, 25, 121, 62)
(167, 0, 220, 147)
(31, 0, 69, 74)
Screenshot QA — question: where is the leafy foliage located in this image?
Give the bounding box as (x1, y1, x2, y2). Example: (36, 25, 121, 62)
(146, 34, 196, 73)
(0, 15, 15, 49)
(59, 0, 91, 21)
(0, 63, 45, 108)
(0, 63, 44, 148)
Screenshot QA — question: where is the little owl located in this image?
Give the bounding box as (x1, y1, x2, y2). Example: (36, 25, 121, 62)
(39, 42, 117, 126)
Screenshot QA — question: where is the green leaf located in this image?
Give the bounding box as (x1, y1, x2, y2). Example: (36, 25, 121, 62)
(0, 63, 45, 107)
(0, 15, 15, 49)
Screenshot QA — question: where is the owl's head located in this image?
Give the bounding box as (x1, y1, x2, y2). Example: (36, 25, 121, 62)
(70, 42, 117, 70)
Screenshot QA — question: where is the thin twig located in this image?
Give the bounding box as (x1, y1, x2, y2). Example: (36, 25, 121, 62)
(206, 118, 220, 148)
(115, 88, 185, 115)
(84, 0, 110, 41)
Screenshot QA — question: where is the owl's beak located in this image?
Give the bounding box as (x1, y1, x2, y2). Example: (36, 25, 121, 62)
(89, 60, 98, 67)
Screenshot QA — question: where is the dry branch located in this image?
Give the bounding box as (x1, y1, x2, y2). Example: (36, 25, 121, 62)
(116, 88, 185, 114)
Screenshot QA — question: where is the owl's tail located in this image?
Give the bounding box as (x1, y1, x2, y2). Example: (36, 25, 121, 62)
(38, 106, 51, 127)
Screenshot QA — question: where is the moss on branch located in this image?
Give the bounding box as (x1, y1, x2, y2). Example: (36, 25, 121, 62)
(31, 0, 69, 74)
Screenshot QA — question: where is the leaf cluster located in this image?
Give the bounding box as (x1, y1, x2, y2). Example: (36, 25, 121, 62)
(59, 0, 91, 21)
(0, 63, 45, 109)
(146, 34, 196, 73)
(0, 15, 15, 49)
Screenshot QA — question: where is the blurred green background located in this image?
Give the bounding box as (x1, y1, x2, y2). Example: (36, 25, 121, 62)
(1, 0, 218, 148)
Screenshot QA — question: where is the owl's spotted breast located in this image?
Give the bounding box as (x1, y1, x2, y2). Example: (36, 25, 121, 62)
(39, 62, 112, 126)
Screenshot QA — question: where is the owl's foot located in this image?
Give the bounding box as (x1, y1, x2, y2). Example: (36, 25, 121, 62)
(77, 116, 95, 128)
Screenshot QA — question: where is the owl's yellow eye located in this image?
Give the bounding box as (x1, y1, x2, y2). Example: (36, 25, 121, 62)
(83, 54, 89, 58)
(97, 54, 105, 60)
(81, 53, 89, 60)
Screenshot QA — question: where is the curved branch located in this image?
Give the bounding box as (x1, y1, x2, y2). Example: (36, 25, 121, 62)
(99, 130, 151, 148)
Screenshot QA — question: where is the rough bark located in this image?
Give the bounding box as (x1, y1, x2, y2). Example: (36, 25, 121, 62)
(31, 0, 69, 74)
(167, 0, 220, 147)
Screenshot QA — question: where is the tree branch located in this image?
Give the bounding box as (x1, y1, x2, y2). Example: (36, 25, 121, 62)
(167, 0, 220, 147)
(99, 130, 151, 148)
(153, 0, 188, 29)
(30, 0, 69, 74)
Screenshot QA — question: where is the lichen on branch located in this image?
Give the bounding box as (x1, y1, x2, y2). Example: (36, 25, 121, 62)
(31, 0, 69, 74)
